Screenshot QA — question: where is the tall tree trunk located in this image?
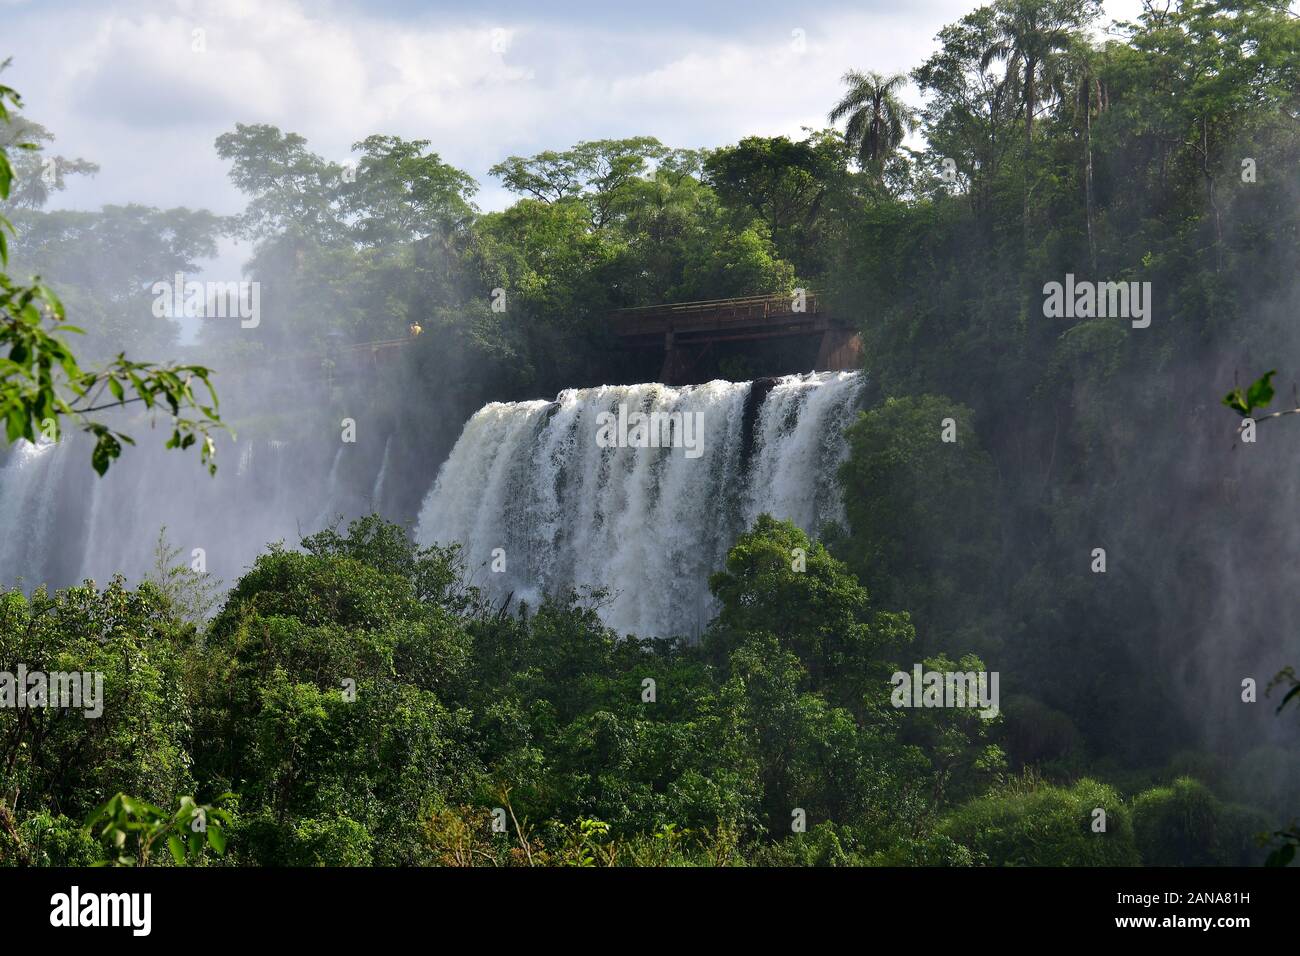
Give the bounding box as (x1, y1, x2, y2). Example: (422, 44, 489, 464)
(1022, 59, 1036, 241)
(1201, 116, 1223, 272)
(1085, 79, 1097, 272)
(1025, 58, 1037, 145)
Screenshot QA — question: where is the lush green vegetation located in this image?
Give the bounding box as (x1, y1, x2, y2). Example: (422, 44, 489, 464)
(0, 513, 1269, 866)
(2, 0, 1299, 865)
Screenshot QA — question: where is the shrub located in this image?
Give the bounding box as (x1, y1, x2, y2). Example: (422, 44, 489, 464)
(1132, 777, 1269, 866)
(940, 778, 1139, 866)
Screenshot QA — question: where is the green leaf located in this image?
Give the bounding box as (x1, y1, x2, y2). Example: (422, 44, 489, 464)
(1265, 843, 1295, 867)
(1246, 370, 1276, 412)
(5, 406, 25, 444)
(207, 826, 227, 854)
(1221, 388, 1247, 416)
(1224, 370, 1277, 417)
(91, 432, 122, 476)
(167, 835, 186, 866)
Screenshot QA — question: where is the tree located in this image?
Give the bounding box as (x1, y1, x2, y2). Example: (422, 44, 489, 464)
(0, 69, 223, 474)
(979, 0, 1092, 147)
(341, 135, 478, 246)
(1131, 777, 1267, 866)
(490, 137, 670, 228)
(703, 133, 853, 277)
(677, 222, 794, 299)
(214, 123, 344, 243)
(911, 5, 1016, 215)
(144, 525, 223, 624)
(9, 204, 226, 356)
(0, 113, 97, 210)
(836, 396, 1000, 654)
(0, 580, 198, 827)
(706, 515, 913, 713)
(827, 70, 917, 178)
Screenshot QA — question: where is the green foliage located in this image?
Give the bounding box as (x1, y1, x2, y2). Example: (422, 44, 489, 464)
(287, 815, 373, 866)
(836, 396, 999, 654)
(0, 580, 196, 823)
(2, 507, 1284, 867)
(828, 70, 917, 175)
(1222, 369, 1275, 417)
(144, 525, 223, 624)
(84, 793, 232, 867)
(678, 222, 794, 298)
(978, 0, 1095, 146)
(1131, 777, 1267, 866)
(941, 777, 1139, 866)
(707, 514, 913, 706)
(8, 812, 100, 866)
(704, 132, 856, 278)
(8, 204, 223, 356)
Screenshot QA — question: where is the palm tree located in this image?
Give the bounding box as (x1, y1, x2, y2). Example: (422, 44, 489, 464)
(979, 0, 1084, 147)
(828, 70, 917, 177)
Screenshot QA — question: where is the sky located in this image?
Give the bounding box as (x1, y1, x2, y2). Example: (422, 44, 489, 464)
(0, 0, 1147, 279)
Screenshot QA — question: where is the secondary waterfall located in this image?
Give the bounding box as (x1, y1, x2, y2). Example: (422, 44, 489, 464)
(416, 371, 864, 637)
(0, 440, 70, 585)
(0, 424, 413, 593)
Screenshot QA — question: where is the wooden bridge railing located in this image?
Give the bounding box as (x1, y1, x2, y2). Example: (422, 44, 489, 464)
(611, 291, 821, 336)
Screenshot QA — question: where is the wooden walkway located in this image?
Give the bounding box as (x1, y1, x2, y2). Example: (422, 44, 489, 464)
(610, 292, 860, 384)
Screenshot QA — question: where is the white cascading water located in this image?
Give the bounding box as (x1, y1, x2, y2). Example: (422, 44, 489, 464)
(0, 430, 393, 592)
(0, 440, 68, 585)
(416, 371, 864, 637)
(371, 436, 393, 513)
(313, 446, 346, 531)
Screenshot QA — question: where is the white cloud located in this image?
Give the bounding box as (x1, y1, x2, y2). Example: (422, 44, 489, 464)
(2, 0, 1150, 237)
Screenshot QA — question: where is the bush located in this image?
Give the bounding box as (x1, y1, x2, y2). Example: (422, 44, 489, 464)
(290, 816, 373, 866)
(940, 778, 1139, 866)
(1132, 777, 1269, 866)
(5, 812, 100, 866)
(749, 823, 865, 867)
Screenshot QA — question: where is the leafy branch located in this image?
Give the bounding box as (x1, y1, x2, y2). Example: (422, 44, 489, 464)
(84, 792, 233, 867)
(1222, 369, 1276, 418)
(1220, 369, 1300, 439)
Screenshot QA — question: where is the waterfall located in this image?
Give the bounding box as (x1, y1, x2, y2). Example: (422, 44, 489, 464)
(371, 436, 393, 513)
(0, 430, 389, 592)
(416, 371, 864, 637)
(0, 441, 64, 585)
(312, 446, 346, 531)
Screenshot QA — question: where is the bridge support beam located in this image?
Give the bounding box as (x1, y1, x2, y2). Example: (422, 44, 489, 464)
(815, 328, 862, 372)
(659, 331, 677, 384)
(659, 336, 713, 385)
